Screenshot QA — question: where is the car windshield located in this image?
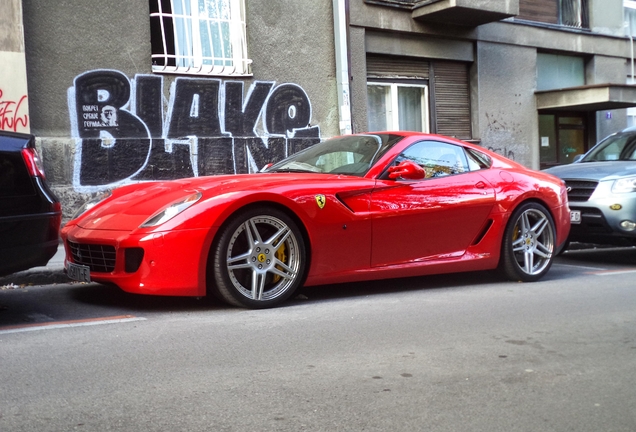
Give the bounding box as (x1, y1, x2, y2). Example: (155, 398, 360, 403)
(581, 132, 636, 162)
(268, 134, 403, 176)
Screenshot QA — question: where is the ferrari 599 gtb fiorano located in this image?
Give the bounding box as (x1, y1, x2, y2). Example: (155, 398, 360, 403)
(62, 132, 570, 308)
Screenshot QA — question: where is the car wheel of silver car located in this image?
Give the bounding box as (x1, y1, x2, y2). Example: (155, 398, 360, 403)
(211, 207, 306, 308)
(499, 202, 556, 282)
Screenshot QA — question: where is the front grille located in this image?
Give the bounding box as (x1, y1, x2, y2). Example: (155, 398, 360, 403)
(564, 180, 598, 202)
(68, 241, 116, 273)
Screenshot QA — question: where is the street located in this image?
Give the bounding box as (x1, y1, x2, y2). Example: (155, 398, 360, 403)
(1, 247, 635, 432)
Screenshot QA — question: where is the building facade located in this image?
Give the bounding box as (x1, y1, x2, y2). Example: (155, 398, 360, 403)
(349, 0, 636, 169)
(2, 0, 636, 219)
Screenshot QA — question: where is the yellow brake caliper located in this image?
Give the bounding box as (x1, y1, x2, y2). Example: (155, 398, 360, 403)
(272, 243, 287, 283)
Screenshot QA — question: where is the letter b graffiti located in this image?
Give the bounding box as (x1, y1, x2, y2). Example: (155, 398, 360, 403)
(73, 70, 151, 186)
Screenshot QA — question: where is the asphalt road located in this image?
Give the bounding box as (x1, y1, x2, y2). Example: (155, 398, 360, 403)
(1, 247, 635, 431)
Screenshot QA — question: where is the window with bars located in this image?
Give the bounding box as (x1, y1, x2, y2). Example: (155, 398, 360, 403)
(149, 0, 251, 76)
(560, 0, 588, 28)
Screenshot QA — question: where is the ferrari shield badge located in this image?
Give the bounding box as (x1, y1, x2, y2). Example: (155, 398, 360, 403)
(315, 194, 326, 209)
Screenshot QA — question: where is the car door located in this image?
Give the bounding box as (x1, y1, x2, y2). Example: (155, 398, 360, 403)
(370, 140, 496, 268)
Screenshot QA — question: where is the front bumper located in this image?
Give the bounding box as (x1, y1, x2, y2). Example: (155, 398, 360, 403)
(61, 225, 217, 296)
(568, 181, 636, 246)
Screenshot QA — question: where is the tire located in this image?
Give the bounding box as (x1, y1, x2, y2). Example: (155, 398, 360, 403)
(211, 207, 306, 308)
(498, 202, 556, 282)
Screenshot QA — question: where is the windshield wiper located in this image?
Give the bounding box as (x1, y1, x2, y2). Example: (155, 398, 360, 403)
(269, 168, 320, 173)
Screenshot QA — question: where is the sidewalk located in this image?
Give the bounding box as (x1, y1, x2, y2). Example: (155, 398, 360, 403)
(0, 245, 69, 287)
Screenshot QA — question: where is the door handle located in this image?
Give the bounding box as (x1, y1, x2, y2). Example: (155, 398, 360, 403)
(475, 181, 486, 189)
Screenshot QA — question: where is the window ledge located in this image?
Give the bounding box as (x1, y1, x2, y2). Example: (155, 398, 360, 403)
(151, 64, 253, 78)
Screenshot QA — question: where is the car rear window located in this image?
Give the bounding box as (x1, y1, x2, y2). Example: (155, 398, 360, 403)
(0, 152, 35, 197)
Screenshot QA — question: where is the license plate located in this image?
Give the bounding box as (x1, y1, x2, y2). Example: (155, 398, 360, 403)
(570, 210, 581, 224)
(67, 262, 91, 282)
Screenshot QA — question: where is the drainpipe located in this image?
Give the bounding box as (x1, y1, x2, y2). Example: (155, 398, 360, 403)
(629, 24, 634, 84)
(333, 0, 352, 135)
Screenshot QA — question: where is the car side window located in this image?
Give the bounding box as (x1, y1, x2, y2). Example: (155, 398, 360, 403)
(465, 148, 492, 170)
(396, 141, 470, 179)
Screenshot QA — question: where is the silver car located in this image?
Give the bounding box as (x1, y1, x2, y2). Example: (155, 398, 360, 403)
(544, 128, 636, 247)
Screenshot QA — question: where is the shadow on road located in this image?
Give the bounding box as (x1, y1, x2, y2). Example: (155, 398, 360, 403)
(69, 283, 223, 311)
(294, 270, 505, 304)
(559, 245, 636, 267)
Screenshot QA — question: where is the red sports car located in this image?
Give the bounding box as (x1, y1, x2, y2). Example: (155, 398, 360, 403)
(62, 132, 570, 308)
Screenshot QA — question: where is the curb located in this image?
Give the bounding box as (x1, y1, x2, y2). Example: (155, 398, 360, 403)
(0, 268, 70, 288)
(0, 244, 69, 288)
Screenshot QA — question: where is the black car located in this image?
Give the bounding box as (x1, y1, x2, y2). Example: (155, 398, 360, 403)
(0, 131, 61, 276)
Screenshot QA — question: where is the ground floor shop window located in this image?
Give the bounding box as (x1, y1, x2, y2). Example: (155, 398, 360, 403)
(539, 113, 588, 168)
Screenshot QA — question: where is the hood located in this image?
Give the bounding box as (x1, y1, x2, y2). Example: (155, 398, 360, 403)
(76, 172, 359, 230)
(544, 161, 636, 182)
(76, 180, 201, 230)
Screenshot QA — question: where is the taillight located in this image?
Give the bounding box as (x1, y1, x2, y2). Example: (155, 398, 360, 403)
(21, 147, 46, 178)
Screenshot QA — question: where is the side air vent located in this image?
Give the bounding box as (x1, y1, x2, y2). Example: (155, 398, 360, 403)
(471, 219, 494, 246)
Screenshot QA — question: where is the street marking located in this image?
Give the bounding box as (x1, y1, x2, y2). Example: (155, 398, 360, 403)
(588, 269, 636, 276)
(0, 315, 146, 335)
(553, 263, 606, 271)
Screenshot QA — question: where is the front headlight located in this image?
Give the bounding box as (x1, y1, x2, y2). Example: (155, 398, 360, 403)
(611, 176, 636, 194)
(72, 190, 113, 220)
(140, 192, 202, 227)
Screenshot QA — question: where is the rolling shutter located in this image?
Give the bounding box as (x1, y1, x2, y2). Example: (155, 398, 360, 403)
(433, 61, 471, 139)
(366, 55, 430, 80)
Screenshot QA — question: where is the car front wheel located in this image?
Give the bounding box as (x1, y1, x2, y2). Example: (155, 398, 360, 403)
(499, 202, 556, 282)
(211, 207, 306, 308)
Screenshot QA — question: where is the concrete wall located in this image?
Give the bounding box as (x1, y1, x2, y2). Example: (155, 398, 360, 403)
(587, 55, 630, 142)
(589, 0, 625, 37)
(473, 42, 539, 168)
(22, 0, 339, 220)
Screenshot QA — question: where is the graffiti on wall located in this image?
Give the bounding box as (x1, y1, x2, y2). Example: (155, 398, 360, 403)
(484, 111, 522, 162)
(0, 89, 29, 132)
(68, 70, 321, 192)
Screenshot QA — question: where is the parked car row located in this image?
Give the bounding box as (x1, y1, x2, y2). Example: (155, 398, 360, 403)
(3, 127, 635, 308)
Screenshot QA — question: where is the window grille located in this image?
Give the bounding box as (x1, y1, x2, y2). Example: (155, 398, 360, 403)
(559, 0, 589, 28)
(149, 0, 251, 76)
(517, 0, 589, 29)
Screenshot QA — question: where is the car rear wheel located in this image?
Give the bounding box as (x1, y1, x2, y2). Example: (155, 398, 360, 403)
(211, 207, 306, 308)
(499, 202, 556, 282)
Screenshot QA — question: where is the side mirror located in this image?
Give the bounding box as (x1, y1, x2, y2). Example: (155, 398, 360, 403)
(572, 154, 584, 163)
(388, 160, 425, 180)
